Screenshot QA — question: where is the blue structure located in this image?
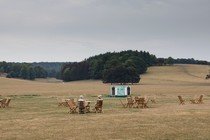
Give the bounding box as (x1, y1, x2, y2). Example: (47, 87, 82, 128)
(110, 86, 131, 97)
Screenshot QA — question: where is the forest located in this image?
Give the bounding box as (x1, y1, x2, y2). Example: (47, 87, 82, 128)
(0, 61, 47, 80)
(0, 50, 209, 82)
(60, 50, 210, 83)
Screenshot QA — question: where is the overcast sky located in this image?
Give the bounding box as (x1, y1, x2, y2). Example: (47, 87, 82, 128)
(0, 0, 210, 62)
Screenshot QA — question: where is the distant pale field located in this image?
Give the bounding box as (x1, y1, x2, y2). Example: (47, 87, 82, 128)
(1, 64, 210, 140)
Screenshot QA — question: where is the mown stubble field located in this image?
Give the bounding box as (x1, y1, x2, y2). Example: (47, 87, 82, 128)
(1, 64, 210, 140)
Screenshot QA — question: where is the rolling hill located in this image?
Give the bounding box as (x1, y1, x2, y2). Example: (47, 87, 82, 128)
(0, 64, 209, 96)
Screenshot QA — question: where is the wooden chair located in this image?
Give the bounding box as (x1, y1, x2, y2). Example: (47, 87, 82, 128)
(119, 99, 127, 108)
(95, 99, 103, 113)
(135, 97, 144, 108)
(178, 96, 185, 105)
(190, 95, 198, 104)
(126, 96, 134, 108)
(149, 96, 156, 103)
(78, 100, 86, 114)
(0, 98, 7, 108)
(143, 96, 150, 108)
(67, 99, 78, 113)
(5, 98, 11, 107)
(134, 96, 140, 105)
(85, 101, 91, 113)
(190, 95, 204, 104)
(197, 94, 204, 104)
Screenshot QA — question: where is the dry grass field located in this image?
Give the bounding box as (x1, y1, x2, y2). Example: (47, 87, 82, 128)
(1, 64, 210, 140)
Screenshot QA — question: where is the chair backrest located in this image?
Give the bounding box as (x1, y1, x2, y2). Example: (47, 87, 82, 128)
(134, 96, 139, 103)
(178, 96, 184, 102)
(193, 95, 198, 100)
(134, 96, 139, 100)
(198, 95, 204, 103)
(144, 97, 150, 103)
(139, 97, 145, 104)
(96, 99, 103, 107)
(73, 98, 77, 106)
(5, 98, 11, 106)
(0, 98, 7, 107)
(78, 100, 85, 109)
(178, 96, 185, 105)
(127, 97, 133, 104)
(68, 99, 76, 109)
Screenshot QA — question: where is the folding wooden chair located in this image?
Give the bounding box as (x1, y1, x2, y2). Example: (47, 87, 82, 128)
(143, 96, 150, 108)
(85, 101, 91, 113)
(78, 100, 86, 114)
(119, 99, 127, 108)
(5, 98, 11, 107)
(178, 96, 185, 105)
(190, 95, 198, 104)
(67, 99, 78, 113)
(0, 98, 7, 108)
(126, 96, 134, 108)
(197, 94, 204, 104)
(149, 96, 156, 103)
(95, 99, 103, 113)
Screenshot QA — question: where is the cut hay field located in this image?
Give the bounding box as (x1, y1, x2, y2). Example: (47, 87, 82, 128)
(1, 64, 210, 140)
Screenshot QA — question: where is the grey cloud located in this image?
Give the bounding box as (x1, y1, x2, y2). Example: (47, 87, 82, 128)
(0, 0, 210, 62)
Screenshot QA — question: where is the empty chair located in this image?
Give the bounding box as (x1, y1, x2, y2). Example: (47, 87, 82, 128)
(119, 96, 134, 108)
(178, 96, 185, 105)
(137, 97, 150, 108)
(126, 96, 134, 108)
(190, 95, 198, 104)
(149, 95, 156, 103)
(119, 99, 127, 108)
(197, 94, 204, 104)
(135, 97, 145, 108)
(143, 96, 150, 108)
(134, 96, 139, 104)
(85, 101, 91, 113)
(5, 98, 11, 107)
(67, 99, 78, 113)
(190, 95, 204, 104)
(0, 98, 7, 108)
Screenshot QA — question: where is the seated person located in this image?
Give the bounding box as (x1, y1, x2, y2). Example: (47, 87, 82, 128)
(78, 95, 86, 114)
(94, 95, 103, 113)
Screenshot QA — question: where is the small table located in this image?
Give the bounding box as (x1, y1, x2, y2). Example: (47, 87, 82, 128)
(135, 97, 145, 108)
(85, 101, 91, 113)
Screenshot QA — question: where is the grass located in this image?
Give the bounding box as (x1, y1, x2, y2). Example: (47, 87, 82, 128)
(1, 64, 210, 140)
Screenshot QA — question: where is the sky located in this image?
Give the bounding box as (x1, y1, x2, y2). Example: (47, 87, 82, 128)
(0, 0, 210, 62)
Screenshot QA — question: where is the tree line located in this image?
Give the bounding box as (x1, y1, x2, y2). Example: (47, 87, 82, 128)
(1, 50, 209, 83)
(60, 50, 210, 84)
(0, 61, 47, 80)
(61, 50, 157, 84)
(32, 62, 64, 79)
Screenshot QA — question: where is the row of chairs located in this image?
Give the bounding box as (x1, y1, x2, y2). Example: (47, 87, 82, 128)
(178, 95, 204, 105)
(0, 98, 11, 108)
(120, 96, 156, 109)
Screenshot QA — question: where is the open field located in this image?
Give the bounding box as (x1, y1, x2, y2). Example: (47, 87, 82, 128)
(1, 64, 210, 140)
